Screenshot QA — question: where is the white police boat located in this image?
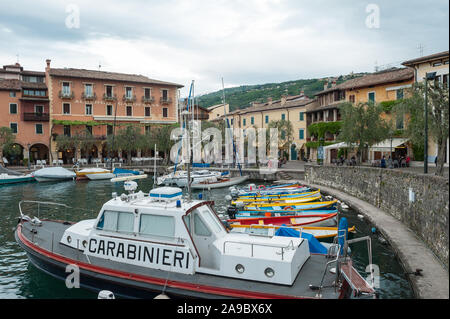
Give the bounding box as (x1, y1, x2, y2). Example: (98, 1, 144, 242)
(15, 179, 377, 299)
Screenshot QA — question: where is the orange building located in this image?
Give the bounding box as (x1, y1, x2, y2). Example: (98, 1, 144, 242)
(0, 63, 50, 165)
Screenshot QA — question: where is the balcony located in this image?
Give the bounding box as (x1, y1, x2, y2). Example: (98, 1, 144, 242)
(142, 96, 155, 103)
(58, 91, 74, 99)
(23, 112, 49, 122)
(103, 93, 117, 101)
(123, 94, 137, 103)
(82, 92, 97, 100)
(160, 97, 172, 104)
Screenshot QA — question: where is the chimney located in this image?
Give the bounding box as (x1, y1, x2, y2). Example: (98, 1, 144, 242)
(300, 89, 305, 97)
(331, 79, 337, 88)
(46, 59, 51, 70)
(323, 79, 328, 90)
(281, 95, 287, 106)
(267, 97, 272, 105)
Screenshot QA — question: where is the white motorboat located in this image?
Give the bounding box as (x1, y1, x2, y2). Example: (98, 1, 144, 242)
(32, 167, 76, 182)
(15, 182, 377, 299)
(0, 173, 35, 185)
(191, 175, 250, 189)
(157, 170, 223, 187)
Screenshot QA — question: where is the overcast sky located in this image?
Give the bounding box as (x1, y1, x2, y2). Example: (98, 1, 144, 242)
(0, 0, 448, 97)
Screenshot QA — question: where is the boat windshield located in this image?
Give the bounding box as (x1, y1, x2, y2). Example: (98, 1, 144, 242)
(195, 205, 226, 236)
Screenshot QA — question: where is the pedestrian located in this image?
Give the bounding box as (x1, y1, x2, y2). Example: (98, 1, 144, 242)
(380, 156, 386, 168)
(406, 155, 410, 167)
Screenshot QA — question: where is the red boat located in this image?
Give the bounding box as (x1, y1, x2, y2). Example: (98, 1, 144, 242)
(228, 212, 338, 227)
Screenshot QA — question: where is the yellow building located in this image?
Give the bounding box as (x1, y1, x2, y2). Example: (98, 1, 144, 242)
(211, 92, 316, 160)
(207, 103, 229, 120)
(402, 50, 449, 165)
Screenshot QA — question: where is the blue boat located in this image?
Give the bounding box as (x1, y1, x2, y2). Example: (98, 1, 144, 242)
(0, 174, 35, 185)
(243, 200, 338, 211)
(235, 209, 339, 218)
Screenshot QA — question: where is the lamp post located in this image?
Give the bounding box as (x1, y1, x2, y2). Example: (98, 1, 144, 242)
(424, 72, 436, 174)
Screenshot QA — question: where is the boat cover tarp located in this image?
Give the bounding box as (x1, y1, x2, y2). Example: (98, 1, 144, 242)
(33, 167, 75, 178)
(113, 168, 140, 175)
(275, 226, 328, 254)
(0, 165, 22, 176)
(338, 217, 348, 254)
(192, 163, 210, 168)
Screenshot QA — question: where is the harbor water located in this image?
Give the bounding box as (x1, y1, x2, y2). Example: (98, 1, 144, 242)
(0, 178, 415, 299)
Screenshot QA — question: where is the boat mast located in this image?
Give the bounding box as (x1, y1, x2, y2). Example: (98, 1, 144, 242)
(153, 143, 157, 188)
(108, 100, 118, 171)
(174, 81, 193, 174)
(222, 78, 242, 176)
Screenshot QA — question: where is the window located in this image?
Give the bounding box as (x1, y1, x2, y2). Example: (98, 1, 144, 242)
(85, 104, 93, 115)
(163, 108, 168, 118)
(396, 89, 404, 100)
(86, 125, 92, 135)
(432, 62, 442, 67)
(125, 87, 132, 98)
(265, 115, 269, 124)
(162, 89, 168, 101)
(35, 105, 43, 115)
(396, 115, 404, 130)
(139, 214, 175, 238)
(299, 112, 304, 121)
(9, 91, 16, 98)
(243, 118, 246, 126)
(105, 85, 113, 97)
(281, 130, 286, 139)
(126, 106, 132, 116)
(194, 211, 211, 237)
(299, 129, 304, 140)
(281, 114, 285, 121)
(35, 124, 43, 134)
(62, 82, 70, 95)
(251, 117, 254, 125)
(107, 125, 113, 136)
(145, 125, 151, 134)
(84, 84, 93, 97)
(64, 125, 71, 137)
(9, 103, 17, 114)
(230, 119, 234, 125)
(63, 103, 70, 114)
(144, 88, 151, 99)
(368, 92, 375, 103)
(97, 211, 135, 233)
(10, 123, 18, 134)
(349, 95, 355, 103)
(443, 74, 449, 88)
(106, 105, 113, 116)
(145, 107, 151, 117)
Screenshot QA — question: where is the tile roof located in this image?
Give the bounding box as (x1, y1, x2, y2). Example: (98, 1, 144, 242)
(402, 51, 449, 66)
(0, 79, 22, 90)
(237, 96, 314, 115)
(316, 68, 414, 95)
(49, 68, 184, 87)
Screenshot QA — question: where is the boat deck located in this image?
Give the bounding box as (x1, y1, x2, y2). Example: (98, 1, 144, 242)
(17, 220, 343, 299)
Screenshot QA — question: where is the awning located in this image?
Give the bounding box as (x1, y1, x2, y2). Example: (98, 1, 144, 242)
(323, 142, 352, 150)
(370, 138, 409, 152)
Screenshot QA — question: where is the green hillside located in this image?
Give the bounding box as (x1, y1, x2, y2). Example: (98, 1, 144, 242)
(196, 73, 367, 111)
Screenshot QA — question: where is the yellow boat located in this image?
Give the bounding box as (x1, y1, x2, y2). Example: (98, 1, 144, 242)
(234, 190, 321, 203)
(237, 189, 321, 199)
(230, 224, 356, 240)
(245, 198, 337, 209)
(232, 193, 322, 206)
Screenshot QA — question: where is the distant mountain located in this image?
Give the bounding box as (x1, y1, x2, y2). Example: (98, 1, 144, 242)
(196, 72, 368, 111)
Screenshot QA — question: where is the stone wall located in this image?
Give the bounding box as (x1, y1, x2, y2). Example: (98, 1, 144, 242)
(305, 165, 449, 269)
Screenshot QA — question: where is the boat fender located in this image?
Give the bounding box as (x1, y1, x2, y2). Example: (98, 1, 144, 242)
(258, 185, 265, 190)
(371, 227, 377, 234)
(225, 195, 232, 201)
(154, 293, 170, 299)
(198, 193, 203, 200)
(176, 200, 181, 208)
(283, 206, 294, 210)
(98, 290, 115, 299)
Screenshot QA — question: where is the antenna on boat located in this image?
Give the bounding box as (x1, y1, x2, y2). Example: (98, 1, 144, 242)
(153, 144, 157, 189)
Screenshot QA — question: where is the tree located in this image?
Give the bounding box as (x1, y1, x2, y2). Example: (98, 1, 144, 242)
(267, 119, 294, 156)
(0, 127, 17, 164)
(394, 82, 449, 176)
(107, 125, 145, 165)
(338, 102, 390, 163)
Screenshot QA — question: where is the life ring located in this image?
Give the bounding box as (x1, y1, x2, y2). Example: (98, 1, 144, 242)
(258, 185, 266, 190)
(284, 206, 294, 210)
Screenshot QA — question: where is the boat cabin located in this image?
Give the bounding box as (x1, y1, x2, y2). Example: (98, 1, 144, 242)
(60, 186, 311, 285)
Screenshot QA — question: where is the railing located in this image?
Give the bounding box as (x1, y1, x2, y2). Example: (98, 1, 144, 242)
(222, 239, 295, 261)
(103, 93, 117, 101)
(58, 91, 74, 99)
(160, 97, 172, 104)
(82, 92, 97, 100)
(123, 94, 137, 102)
(142, 96, 155, 103)
(19, 200, 97, 223)
(23, 112, 49, 121)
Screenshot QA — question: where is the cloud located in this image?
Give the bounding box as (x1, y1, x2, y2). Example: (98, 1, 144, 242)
(0, 0, 448, 96)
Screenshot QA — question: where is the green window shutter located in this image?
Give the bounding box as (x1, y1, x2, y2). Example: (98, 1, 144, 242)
(251, 117, 254, 125)
(300, 112, 304, 121)
(281, 114, 285, 120)
(299, 129, 304, 140)
(265, 115, 269, 123)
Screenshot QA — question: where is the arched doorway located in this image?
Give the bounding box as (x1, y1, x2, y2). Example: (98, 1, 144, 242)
(29, 143, 49, 164)
(3, 143, 24, 166)
(59, 148, 76, 164)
